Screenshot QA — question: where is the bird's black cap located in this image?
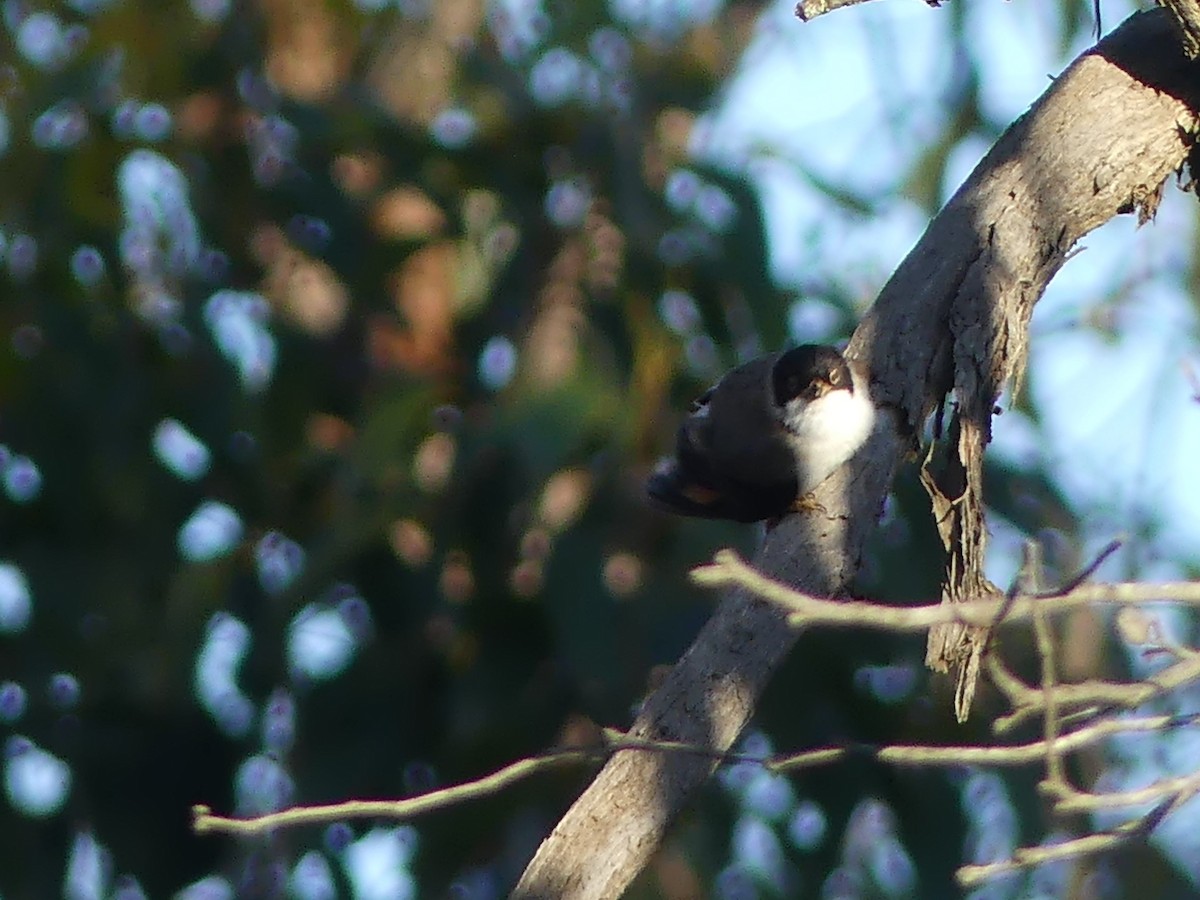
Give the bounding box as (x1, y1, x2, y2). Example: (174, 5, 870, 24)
(771, 345, 853, 407)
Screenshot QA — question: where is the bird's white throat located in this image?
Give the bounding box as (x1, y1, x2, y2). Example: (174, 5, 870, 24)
(780, 377, 875, 491)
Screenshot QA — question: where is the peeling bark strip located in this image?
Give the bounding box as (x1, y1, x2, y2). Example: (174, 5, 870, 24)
(1162, 0, 1200, 60)
(853, 9, 1200, 721)
(513, 12, 1200, 899)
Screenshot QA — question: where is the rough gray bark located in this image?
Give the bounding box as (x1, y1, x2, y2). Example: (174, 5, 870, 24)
(512, 10, 1200, 899)
(1162, 0, 1200, 59)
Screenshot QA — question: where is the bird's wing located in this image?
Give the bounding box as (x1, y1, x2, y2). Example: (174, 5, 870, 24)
(702, 355, 797, 488)
(646, 446, 795, 522)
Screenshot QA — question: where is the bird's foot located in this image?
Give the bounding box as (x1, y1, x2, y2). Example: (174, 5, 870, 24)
(765, 493, 826, 530)
(790, 492, 827, 516)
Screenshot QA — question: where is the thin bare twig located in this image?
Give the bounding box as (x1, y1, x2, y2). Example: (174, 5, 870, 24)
(689, 550, 1200, 630)
(1052, 770, 1200, 814)
(192, 747, 600, 836)
(1026, 545, 1069, 802)
(991, 649, 1200, 733)
(986, 538, 1119, 641)
(192, 710, 1186, 837)
(1040, 539, 1122, 597)
(957, 810, 1159, 887)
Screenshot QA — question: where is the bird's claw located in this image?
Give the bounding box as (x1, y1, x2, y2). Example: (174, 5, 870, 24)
(791, 492, 827, 515)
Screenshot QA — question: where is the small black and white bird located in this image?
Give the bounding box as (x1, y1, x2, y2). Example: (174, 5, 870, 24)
(647, 344, 875, 523)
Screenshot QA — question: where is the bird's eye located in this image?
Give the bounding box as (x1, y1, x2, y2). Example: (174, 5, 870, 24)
(828, 369, 842, 386)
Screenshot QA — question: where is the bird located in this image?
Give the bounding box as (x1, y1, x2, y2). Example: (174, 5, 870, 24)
(646, 344, 875, 523)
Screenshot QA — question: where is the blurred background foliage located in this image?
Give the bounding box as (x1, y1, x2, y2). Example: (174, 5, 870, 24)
(1, 0, 1199, 897)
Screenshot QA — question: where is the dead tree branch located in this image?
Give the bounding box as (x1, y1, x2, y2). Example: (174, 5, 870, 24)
(512, 12, 1200, 898)
(195, 551, 1200, 888)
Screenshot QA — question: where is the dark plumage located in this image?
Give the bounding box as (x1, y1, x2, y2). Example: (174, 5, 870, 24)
(647, 345, 872, 522)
